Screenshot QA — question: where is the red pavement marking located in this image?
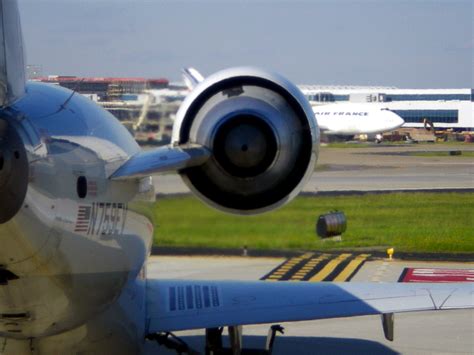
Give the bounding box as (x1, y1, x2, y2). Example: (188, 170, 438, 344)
(400, 268, 474, 283)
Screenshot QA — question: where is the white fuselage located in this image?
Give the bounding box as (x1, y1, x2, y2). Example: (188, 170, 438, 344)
(313, 104, 404, 135)
(0, 83, 154, 354)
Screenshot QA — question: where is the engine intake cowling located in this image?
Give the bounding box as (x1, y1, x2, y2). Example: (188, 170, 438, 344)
(0, 119, 29, 223)
(172, 67, 319, 214)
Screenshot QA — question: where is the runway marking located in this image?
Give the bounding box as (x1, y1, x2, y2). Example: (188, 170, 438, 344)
(309, 253, 352, 282)
(290, 254, 331, 281)
(333, 254, 371, 282)
(400, 268, 474, 283)
(262, 253, 371, 282)
(263, 253, 314, 281)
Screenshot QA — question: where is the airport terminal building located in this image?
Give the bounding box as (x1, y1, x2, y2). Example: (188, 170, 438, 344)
(32, 72, 473, 141)
(300, 86, 473, 131)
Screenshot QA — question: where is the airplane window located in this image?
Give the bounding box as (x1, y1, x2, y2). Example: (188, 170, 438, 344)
(77, 176, 87, 199)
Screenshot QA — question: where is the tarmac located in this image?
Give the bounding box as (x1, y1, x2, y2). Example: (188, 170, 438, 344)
(146, 143, 474, 354)
(154, 144, 474, 194)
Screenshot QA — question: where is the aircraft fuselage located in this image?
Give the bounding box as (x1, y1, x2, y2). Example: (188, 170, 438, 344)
(0, 82, 153, 353)
(314, 104, 404, 135)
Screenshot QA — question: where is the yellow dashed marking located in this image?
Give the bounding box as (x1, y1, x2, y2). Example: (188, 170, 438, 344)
(289, 254, 330, 281)
(264, 253, 314, 280)
(264, 253, 370, 282)
(309, 253, 352, 282)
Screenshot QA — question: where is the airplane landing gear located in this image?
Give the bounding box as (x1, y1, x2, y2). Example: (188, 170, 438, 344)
(205, 324, 284, 355)
(148, 324, 284, 355)
(146, 332, 199, 355)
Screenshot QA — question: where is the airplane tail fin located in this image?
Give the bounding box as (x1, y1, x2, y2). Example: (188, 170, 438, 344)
(0, 0, 26, 107)
(181, 67, 204, 90)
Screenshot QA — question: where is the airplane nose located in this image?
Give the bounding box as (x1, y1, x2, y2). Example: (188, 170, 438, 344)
(390, 112, 405, 128)
(0, 119, 29, 224)
(396, 116, 405, 127)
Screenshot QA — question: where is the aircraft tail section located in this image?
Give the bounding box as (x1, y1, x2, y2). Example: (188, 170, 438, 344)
(181, 67, 204, 90)
(0, 0, 26, 107)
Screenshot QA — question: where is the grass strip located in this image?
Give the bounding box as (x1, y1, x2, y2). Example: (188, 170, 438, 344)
(152, 192, 474, 253)
(325, 142, 473, 148)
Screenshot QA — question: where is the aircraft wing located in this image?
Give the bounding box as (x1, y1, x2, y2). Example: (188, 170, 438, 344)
(146, 279, 473, 334)
(110, 144, 210, 180)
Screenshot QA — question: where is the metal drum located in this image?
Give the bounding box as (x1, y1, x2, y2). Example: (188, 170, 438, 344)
(316, 211, 347, 238)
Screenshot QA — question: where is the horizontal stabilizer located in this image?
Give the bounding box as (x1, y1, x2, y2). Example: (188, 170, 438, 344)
(110, 144, 210, 180)
(146, 280, 473, 333)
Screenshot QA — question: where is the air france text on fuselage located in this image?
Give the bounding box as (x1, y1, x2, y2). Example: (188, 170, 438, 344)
(315, 111, 369, 116)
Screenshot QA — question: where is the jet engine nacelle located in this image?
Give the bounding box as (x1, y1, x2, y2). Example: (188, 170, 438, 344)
(172, 67, 319, 214)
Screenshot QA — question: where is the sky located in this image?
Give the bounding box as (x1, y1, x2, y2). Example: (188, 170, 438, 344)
(19, 0, 473, 88)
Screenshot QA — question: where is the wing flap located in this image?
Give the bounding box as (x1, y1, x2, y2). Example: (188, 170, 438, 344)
(110, 144, 210, 180)
(146, 280, 473, 333)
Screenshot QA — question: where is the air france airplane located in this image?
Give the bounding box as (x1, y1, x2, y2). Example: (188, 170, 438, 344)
(0, 2, 472, 354)
(313, 104, 405, 136)
(182, 67, 405, 137)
